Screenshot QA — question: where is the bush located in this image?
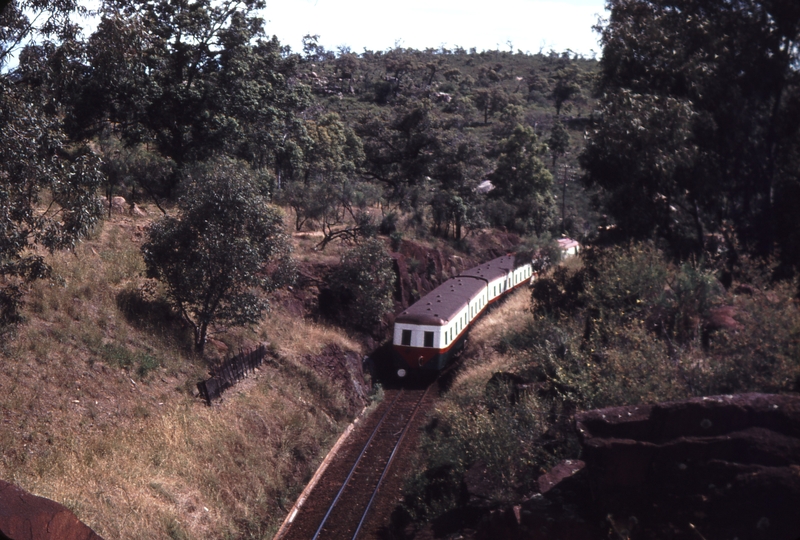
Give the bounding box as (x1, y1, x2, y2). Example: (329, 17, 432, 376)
(326, 238, 395, 333)
(142, 158, 294, 353)
(389, 231, 403, 252)
(379, 212, 399, 235)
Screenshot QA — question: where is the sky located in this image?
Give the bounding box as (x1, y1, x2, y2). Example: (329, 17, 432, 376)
(261, 0, 608, 58)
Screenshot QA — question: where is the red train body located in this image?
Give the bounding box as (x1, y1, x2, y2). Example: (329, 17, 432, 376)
(391, 254, 534, 377)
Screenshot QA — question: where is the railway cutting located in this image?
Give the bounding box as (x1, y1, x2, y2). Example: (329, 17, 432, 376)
(277, 383, 437, 540)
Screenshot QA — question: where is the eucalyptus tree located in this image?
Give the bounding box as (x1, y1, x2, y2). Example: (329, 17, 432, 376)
(277, 113, 378, 248)
(358, 100, 443, 206)
(548, 118, 570, 170)
(327, 238, 395, 334)
(142, 159, 294, 353)
(489, 124, 555, 234)
(70, 0, 311, 196)
(1, 0, 104, 328)
(582, 0, 800, 263)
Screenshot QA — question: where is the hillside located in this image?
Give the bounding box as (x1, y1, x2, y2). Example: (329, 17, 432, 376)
(0, 207, 376, 539)
(392, 246, 800, 538)
(0, 202, 537, 538)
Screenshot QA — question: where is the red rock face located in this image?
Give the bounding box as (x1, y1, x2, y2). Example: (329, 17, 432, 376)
(476, 393, 800, 540)
(572, 393, 800, 539)
(0, 480, 104, 540)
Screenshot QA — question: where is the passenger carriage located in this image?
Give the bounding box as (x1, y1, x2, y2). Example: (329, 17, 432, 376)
(392, 254, 535, 378)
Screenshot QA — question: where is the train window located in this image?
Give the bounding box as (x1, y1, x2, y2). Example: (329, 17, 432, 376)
(424, 331, 434, 348)
(401, 329, 412, 346)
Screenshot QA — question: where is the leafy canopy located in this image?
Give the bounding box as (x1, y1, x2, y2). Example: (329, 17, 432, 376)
(70, 0, 311, 194)
(142, 159, 294, 352)
(1, 0, 104, 328)
(583, 0, 800, 265)
(489, 124, 555, 234)
(327, 238, 395, 333)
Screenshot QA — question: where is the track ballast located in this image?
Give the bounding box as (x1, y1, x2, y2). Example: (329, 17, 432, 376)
(279, 385, 435, 540)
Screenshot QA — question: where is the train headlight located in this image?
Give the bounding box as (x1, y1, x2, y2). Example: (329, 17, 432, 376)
(397, 369, 407, 378)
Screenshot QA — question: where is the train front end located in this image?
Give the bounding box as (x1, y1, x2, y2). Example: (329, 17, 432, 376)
(391, 277, 485, 378)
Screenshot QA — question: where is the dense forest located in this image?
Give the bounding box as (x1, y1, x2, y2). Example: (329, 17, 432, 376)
(0, 0, 605, 334)
(2, 0, 799, 336)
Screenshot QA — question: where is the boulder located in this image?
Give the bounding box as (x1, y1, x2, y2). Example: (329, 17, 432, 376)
(0, 480, 104, 540)
(99, 195, 126, 214)
(572, 393, 800, 539)
(130, 203, 147, 217)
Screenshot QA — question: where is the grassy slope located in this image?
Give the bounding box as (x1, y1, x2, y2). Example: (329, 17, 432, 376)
(0, 208, 367, 539)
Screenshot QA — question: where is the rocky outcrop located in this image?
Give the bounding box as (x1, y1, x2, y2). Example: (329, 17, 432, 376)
(391, 233, 520, 310)
(480, 393, 800, 540)
(0, 480, 104, 540)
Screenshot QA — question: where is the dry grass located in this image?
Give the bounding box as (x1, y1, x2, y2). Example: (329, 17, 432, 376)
(259, 309, 363, 360)
(468, 287, 531, 348)
(450, 288, 534, 394)
(0, 207, 367, 539)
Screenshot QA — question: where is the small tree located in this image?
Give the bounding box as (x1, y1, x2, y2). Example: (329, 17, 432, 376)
(548, 118, 570, 170)
(142, 159, 294, 353)
(328, 239, 395, 333)
(489, 124, 555, 234)
(551, 68, 580, 116)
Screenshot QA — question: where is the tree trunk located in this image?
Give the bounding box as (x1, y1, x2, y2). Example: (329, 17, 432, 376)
(195, 323, 207, 354)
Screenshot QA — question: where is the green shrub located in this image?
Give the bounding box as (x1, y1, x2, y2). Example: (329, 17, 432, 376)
(380, 212, 400, 235)
(327, 239, 395, 334)
(389, 231, 403, 252)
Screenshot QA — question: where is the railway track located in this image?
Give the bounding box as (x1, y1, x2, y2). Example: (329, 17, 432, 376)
(277, 384, 436, 540)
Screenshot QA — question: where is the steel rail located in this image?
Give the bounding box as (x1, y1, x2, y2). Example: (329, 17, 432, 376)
(311, 389, 405, 540)
(351, 384, 432, 539)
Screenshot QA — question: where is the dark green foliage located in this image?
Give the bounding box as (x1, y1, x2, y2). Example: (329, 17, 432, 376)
(379, 212, 399, 236)
(0, 68, 104, 328)
(399, 464, 468, 525)
(474, 86, 511, 124)
(488, 124, 555, 234)
(547, 118, 570, 169)
(1, 0, 105, 328)
(405, 243, 797, 526)
(551, 66, 582, 116)
(70, 0, 311, 193)
(358, 101, 443, 199)
(532, 243, 723, 347)
(583, 0, 800, 267)
(98, 141, 175, 213)
(275, 113, 376, 247)
(529, 244, 799, 400)
(326, 238, 395, 333)
(142, 159, 294, 353)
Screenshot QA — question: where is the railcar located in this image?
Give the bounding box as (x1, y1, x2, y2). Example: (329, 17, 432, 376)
(392, 254, 534, 378)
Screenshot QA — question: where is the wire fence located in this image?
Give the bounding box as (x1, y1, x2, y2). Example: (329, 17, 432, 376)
(197, 343, 269, 405)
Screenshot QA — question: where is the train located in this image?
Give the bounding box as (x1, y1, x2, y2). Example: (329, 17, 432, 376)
(391, 254, 534, 378)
